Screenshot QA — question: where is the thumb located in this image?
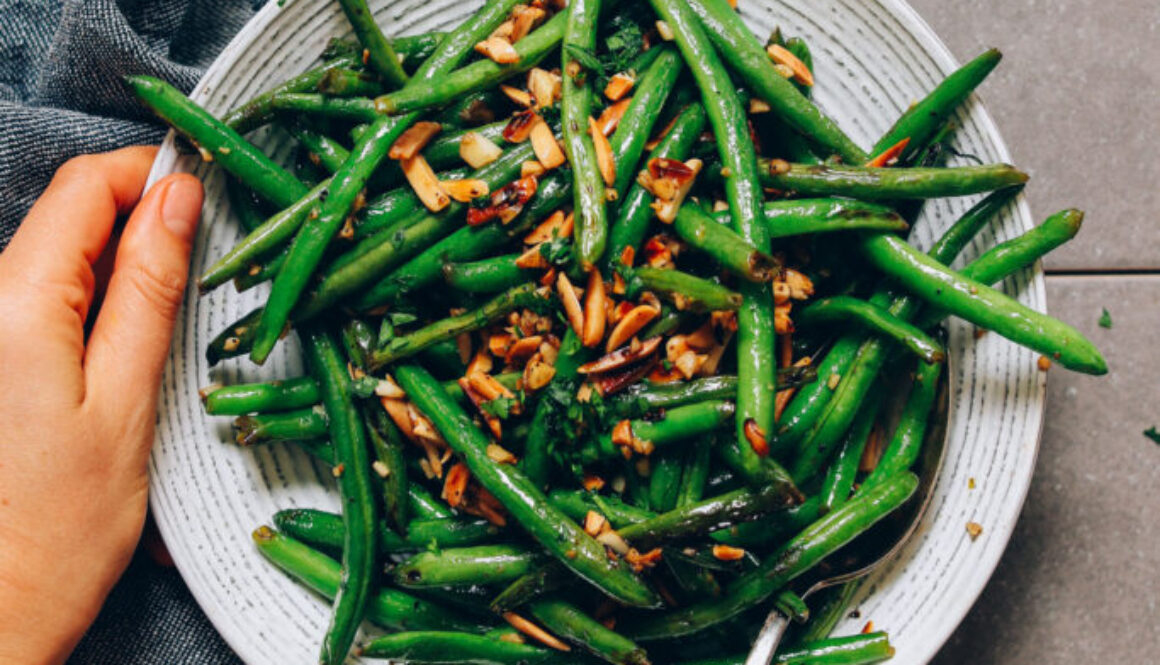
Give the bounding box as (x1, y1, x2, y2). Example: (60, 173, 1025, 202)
(84, 173, 203, 424)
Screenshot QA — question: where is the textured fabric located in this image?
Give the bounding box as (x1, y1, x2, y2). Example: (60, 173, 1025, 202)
(0, 0, 261, 250)
(1, 0, 258, 661)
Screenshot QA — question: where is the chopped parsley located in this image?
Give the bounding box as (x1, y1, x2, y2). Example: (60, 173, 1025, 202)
(1099, 308, 1113, 329)
(1145, 427, 1160, 445)
(351, 375, 381, 398)
(481, 397, 516, 420)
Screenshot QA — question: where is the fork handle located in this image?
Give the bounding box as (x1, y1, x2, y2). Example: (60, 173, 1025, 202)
(745, 609, 790, 665)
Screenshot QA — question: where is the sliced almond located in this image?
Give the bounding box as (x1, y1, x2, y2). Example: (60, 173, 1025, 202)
(772, 281, 792, 305)
(524, 210, 571, 245)
(766, 44, 814, 87)
(578, 336, 662, 374)
(582, 474, 606, 491)
(468, 371, 516, 402)
(647, 158, 702, 224)
(584, 510, 609, 537)
(521, 160, 546, 178)
(441, 178, 489, 203)
(581, 269, 607, 348)
(743, 418, 769, 457)
(588, 116, 616, 187)
(510, 4, 547, 43)
(409, 405, 446, 446)
(527, 67, 561, 109)
(557, 272, 585, 337)
(401, 155, 451, 212)
(487, 443, 519, 464)
(380, 397, 414, 438)
(503, 109, 540, 143)
(605, 304, 660, 352)
(442, 462, 471, 507)
(466, 176, 539, 226)
(522, 353, 557, 391)
(673, 350, 707, 380)
(467, 344, 494, 375)
(459, 131, 504, 168)
(489, 331, 516, 357)
(625, 547, 663, 572)
(504, 613, 571, 652)
(388, 121, 441, 160)
(785, 268, 814, 299)
(500, 84, 534, 108)
(774, 302, 794, 334)
(596, 530, 631, 555)
(373, 375, 406, 399)
(530, 119, 566, 169)
(505, 335, 543, 366)
(698, 328, 734, 377)
(642, 235, 674, 269)
(712, 544, 747, 561)
(475, 36, 520, 64)
(489, 20, 514, 41)
(604, 72, 635, 101)
(655, 20, 674, 41)
(749, 98, 772, 114)
(515, 243, 552, 269)
(597, 98, 632, 137)
(458, 377, 503, 439)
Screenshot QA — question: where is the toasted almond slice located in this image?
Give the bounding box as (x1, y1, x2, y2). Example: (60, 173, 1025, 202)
(766, 44, 814, 87)
(469, 371, 516, 401)
(488, 332, 516, 358)
(557, 272, 585, 337)
(743, 418, 769, 457)
(642, 235, 674, 269)
(504, 109, 540, 143)
(409, 406, 446, 446)
(712, 544, 747, 561)
(504, 612, 571, 652)
(524, 210, 570, 244)
(673, 350, 707, 380)
(649, 158, 702, 224)
(625, 547, 663, 572)
(489, 19, 514, 41)
(401, 155, 451, 212)
(596, 529, 631, 555)
(374, 375, 406, 399)
(647, 365, 684, 385)
(530, 119, 566, 169)
(588, 116, 616, 187)
(526, 67, 560, 109)
(605, 304, 660, 352)
(866, 137, 911, 168)
(470, 486, 509, 526)
(388, 121, 442, 161)
(459, 131, 504, 168)
(655, 20, 674, 41)
(487, 443, 519, 464)
(380, 397, 414, 437)
(698, 328, 734, 377)
(500, 84, 534, 108)
(467, 343, 494, 375)
(772, 281, 792, 305)
(475, 36, 520, 64)
(522, 353, 556, 391)
(505, 335, 543, 366)
(584, 510, 609, 537)
(521, 160, 546, 178)
(466, 176, 539, 226)
(515, 244, 552, 269)
(749, 98, 772, 114)
(442, 178, 490, 202)
(775, 301, 794, 334)
(582, 269, 607, 348)
(597, 98, 632, 137)
(442, 462, 471, 507)
(604, 72, 635, 101)
(582, 474, 606, 491)
(510, 4, 547, 43)
(611, 419, 634, 449)
(458, 377, 504, 439)
(578, 336, 662, 374)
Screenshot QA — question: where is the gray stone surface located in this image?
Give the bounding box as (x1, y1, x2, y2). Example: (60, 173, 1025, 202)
(906, 0, 1160, 271)
(933, 276, 1160, 664)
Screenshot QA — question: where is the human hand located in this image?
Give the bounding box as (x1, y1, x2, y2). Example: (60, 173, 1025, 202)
(0, 147, 203, 665)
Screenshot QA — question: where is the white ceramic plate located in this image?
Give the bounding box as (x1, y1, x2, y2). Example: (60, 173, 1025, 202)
(147, 1, 1047, 662)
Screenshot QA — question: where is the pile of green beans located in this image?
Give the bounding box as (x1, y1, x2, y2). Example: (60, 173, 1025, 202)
(146, 0, 1106, 660)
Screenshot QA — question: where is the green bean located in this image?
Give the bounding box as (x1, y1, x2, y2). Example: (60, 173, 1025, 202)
(610, 376, 739, 420)
(711, 199, 908, 239)
(609, 47, 684, 196)
(198, 178, 329, 292)
(291, 127, 349, 174)
(274, 508, 500, 554)
(368, 283, 541, 370)
(127, 75, 310, 208)
(579, 401, 735, 465)
(652, 0, 783, 494)
(676, 437, 713, 508)
(394, 364, 661, 608)
(375, 12, 568, 115)
(203, 377, 321, 415)
(562, 0, 609, 269)
(527, 598, 650, 665)
(859, 232, 1105, 374)
(336, 0, 408, 87)
(410, 0, 527, 82)
(618, 484, 798, 550)
(364, 405, 410, 532)
(678, 632, 894, 665)
(860, 359, 942, 492)
(794, 296, 945, 364)
(928, 186, 1025, 261)
(225, 177, 266, 233)
(915, 208, 1083, 330)
(301, 329, 379, 665)
(394, 545, 544, 588)
(758, 161, 1028, 201)
(409, 482, 455, 520)
(784, 37, 814, 99)
(648, 451, 685, 513)
(252, 528, 489, 634)
(522, 330, 588, 490)
(547, 490, 655, 529)
(489, 563, 574, 613)
(625, 472, 918, 640)
(794, 582, 860, 646)
(316, 67, 382, 97)
(627, 267, 742, 312)
(685, 0, 867, 164)
(872, 48, 1002, 163)
(672, 205, 779, 282)
(818, 390, 884, 515)
(269, 93, 379, 122)
(232, 408, 327, 446)
(358, 631, 578, 664)
(708, 496, 821, 548)
(605, 103, 707, 273)
(354, 177, 462, 240)
(443, 254, 536, 294)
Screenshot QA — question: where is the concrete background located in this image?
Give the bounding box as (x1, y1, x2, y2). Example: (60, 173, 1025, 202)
(903, 1, 1160, 662)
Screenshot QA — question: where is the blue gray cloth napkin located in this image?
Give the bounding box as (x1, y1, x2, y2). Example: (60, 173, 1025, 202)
(2, 0, 258, 660)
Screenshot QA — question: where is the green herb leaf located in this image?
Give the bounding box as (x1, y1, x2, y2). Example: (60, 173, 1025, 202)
(1145, 427, 1160, 445)
(351, 375, 381, 398)
(564, 44, 604, 73)
(1098, 308, 1113, 329)
(482, 397, 516, 420)
(389, 312, 418, 326)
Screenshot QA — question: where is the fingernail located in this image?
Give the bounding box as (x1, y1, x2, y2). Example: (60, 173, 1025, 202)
(160, 175, 204, 239)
